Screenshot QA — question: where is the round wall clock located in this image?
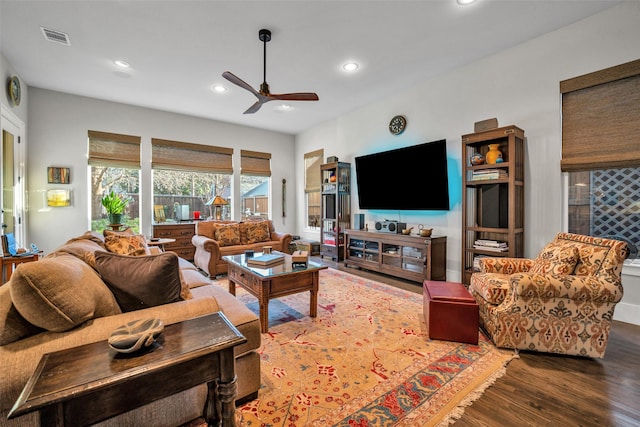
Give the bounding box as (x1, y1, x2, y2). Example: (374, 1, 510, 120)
(389, 115, 406, 135)
(8, 76, 21, 107)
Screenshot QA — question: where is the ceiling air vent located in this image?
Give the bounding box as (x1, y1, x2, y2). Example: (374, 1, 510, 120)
(40, 26, 71, 46)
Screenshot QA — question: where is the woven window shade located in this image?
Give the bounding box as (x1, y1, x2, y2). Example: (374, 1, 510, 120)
(151, 138, 233, 173)
(561, 59, 640, 172)
(88, 130, 141, 168)
(241, 150, 271, 176)
(304, 149, 323, 193)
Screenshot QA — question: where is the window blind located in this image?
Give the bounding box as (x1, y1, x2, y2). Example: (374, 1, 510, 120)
(240, 150, 271, 176)
(561, 59, 640, 172)
(151, 138, 233, 173)
(304, 149, 324, 193)
(88, 130, 141, 168)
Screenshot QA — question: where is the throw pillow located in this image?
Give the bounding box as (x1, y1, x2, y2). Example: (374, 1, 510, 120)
(103, 227, 135, 237)
(529, 243, 580, 275)
(94, 251, 186, 312)
(0, 283, 44, 345)
(214, 223, 241, 246)
(239, 221, 271, 245)
(104, 234, 150, 256)
(10, 254, 122, 332)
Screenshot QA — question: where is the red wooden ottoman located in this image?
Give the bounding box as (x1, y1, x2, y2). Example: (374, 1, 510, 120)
(423, 281, 479, 345)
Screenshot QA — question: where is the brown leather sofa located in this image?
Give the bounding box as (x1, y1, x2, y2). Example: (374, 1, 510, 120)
(192, 219, 292, 277)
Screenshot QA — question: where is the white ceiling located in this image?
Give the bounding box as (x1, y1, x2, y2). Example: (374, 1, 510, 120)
(1, 0, 619, 135)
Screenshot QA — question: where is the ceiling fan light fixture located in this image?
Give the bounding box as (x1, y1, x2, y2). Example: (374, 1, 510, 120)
(343, 62, 359, 72)
(457, 0, 477, 5)
(212, 84, 228, 93)
(114, 59, 130, 68)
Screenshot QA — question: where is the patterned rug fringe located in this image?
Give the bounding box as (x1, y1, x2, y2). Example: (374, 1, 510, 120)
(436, 353, 519, 426)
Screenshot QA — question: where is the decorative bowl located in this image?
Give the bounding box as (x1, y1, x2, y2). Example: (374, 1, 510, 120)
(108, 318, 164, 353)
(470, 153, 485, 166)
(419, 228, 433, 237)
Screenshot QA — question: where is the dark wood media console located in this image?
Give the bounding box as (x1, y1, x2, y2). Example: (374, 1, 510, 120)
(344, 229, 447, 283)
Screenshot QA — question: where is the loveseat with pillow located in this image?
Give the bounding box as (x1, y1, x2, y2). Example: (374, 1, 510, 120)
(0, 231, 261, 427)
(192, 219, 292, 277)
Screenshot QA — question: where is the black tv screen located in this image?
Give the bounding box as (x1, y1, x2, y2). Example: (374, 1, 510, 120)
(355, 139, 450, 210)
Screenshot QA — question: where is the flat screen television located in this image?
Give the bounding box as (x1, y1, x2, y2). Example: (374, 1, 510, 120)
(355, 139, 450, 210)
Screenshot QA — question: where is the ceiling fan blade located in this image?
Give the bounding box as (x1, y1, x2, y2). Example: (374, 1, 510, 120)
(243, 100, 267, 114)
(270, 92, 319, 101)
(222, 71, 260, 97)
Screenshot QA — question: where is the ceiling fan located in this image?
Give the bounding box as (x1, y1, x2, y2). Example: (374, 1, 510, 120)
(222, 29, 319, 114)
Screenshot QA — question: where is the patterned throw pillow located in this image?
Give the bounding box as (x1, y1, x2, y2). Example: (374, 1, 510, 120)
(529, 242, 580, 275)
(214, 223, 241, 246)
(239, 221, 271, 245)
(104, 234, 150, 256)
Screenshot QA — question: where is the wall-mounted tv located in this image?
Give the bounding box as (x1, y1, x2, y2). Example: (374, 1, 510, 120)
(355, 139, 450, 211)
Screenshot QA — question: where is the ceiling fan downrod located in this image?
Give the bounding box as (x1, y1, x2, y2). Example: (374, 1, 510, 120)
(259, 29, 271, 95)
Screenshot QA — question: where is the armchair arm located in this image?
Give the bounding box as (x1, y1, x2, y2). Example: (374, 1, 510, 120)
(480, 257, 534, 274)
(191, 235, 221, 276)
(510, 273, 623, 303)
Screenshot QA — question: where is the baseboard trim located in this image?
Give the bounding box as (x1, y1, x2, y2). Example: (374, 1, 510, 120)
(614, 301, 640, 326)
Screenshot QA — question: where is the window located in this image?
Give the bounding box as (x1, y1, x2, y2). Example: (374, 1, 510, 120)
(151, 139, 233, 222)
(88, 131, 141, 233)
(240, 150, 271, 220)
(304, 149, 323, 229)
(562, 59, 640, 259)
(568, 168, 639, 258)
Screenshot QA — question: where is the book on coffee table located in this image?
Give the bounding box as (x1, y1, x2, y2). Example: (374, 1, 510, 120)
(246, 253, 284, 267)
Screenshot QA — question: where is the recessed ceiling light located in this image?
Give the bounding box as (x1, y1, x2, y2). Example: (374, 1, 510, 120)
(457, 0, 477, 5)
(212, 84, 228, 93)
(114, 60, 130, 68)
(343, 62, 359, 72)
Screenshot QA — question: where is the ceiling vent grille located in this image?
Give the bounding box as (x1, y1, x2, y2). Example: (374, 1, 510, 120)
(40, 27, 71, 46)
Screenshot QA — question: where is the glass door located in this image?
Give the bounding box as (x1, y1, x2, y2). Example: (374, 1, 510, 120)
(1, 108, 26, 248)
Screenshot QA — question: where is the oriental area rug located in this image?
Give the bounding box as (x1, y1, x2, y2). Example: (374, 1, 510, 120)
(213, 268, 516, 427)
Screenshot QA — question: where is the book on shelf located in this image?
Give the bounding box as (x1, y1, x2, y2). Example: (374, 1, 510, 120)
(246, 253, 285, 267)
(473, 245, 509, 252)
(470, 169, 508, 181)
(474, 239, 508, 248)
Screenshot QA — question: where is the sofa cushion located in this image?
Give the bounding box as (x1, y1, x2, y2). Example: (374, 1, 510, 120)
(530, 242, 580, 275)
(105, 234, 151, 256)
(196, 221, 218, 239)
(239, 221, 271, 245)
(47, 238, 107, 269)
(215, 223, 241, 247)
(0, 283, 44, 345)
(94, 251, 188, 312)
(10, 254, 122, 332)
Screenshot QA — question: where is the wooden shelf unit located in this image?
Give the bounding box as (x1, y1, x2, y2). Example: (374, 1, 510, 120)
(461, 125, 525, 285)
(344, 229, 447, 283)
(153, 222, 196, 260)
(320, 161, 351, 261)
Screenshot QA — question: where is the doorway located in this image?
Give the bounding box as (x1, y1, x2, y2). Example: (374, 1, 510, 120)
(1, 106, 26, 249)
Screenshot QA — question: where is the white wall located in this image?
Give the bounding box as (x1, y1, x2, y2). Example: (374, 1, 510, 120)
(295, 2, 640, 324)
(26, 88, 296, 254)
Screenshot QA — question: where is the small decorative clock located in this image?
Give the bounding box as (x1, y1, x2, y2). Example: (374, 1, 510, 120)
(8, 76, 21, 107)
(389, 115, 406, 135)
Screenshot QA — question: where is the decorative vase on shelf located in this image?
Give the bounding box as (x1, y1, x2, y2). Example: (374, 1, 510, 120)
(486, 144, 503, 164)
(470, 153, 485, 166)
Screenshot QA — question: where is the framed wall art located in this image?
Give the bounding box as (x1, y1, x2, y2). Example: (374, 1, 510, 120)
(47, 189, 71, 207)
(47, 167, 70, 184)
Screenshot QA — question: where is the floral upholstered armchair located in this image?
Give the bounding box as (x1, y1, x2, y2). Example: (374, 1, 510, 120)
(469, 232, 628, 358)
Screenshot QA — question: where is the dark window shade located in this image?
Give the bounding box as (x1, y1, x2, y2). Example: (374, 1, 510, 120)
(88, 130, 141, 168)
(241, 150, 271, 176)
(151, 138, 233, 173)
(561, 59, 640, 172)
(304, 149, 323, 193)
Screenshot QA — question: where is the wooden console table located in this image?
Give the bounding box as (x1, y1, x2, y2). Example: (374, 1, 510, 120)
(344, 229, 447, 283)
(8, 312, 246, 426)
(2, 254, 39, 284)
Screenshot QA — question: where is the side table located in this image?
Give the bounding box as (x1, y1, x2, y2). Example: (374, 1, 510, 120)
(8, 312, 246, 426)
(1, 253, 39, 284)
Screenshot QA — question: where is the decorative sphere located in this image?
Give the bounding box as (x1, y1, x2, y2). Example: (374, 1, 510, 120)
(470, 153, 485, 166)
(495, 157, 504, 163)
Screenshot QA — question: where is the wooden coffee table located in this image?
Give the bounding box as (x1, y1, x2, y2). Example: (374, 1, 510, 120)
(224, 252, 328, 333)
(8, 312, 246, 427)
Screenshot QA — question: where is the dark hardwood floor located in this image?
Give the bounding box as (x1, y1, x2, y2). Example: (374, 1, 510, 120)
(316, 257, 640, 427)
